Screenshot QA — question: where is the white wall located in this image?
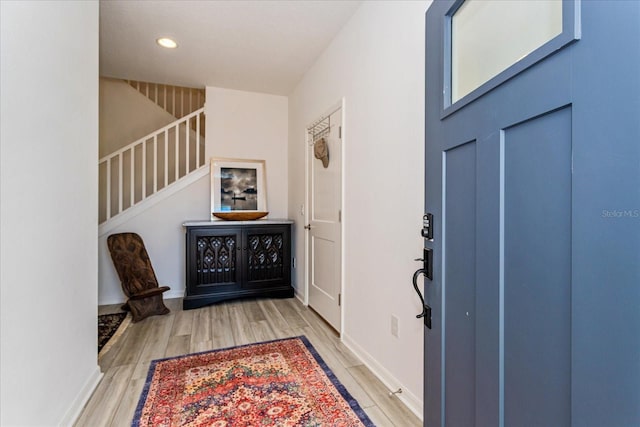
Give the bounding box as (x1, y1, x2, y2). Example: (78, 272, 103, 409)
(99, 77, 177, 157)
(288, 0, 431, 416)
(0, 2, 101, 425)
(98, 176, 210, 304)
(206, 87, 289, 219)
(99, 86, 289, 304)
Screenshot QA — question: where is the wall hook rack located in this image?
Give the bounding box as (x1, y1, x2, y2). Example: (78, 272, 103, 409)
(307, 115, 330, 145)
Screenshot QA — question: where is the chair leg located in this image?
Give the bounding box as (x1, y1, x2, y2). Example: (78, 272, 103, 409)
(127, 295, 170, 323)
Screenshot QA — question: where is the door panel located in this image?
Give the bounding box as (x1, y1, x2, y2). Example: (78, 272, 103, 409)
(310, 236, 336, 296)
(312, 157, 340, 223)
(503, 108, 572, 426)
(443, 140, 477, 426)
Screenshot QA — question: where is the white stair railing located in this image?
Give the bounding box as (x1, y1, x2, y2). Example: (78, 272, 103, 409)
(126, 80, 205, 121)
(99, 107, 205, 223)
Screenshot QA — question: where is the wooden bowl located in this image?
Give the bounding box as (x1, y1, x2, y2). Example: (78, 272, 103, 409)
(212, 211, 268, 221)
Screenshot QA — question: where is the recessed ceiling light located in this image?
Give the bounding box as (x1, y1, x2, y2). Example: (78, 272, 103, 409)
(156, 37, 178, 49)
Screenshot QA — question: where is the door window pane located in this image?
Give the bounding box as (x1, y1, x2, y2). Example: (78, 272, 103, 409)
(451, 0, 562, 103)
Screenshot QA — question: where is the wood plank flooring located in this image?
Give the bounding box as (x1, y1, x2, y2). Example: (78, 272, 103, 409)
(78, 297, 421, 427)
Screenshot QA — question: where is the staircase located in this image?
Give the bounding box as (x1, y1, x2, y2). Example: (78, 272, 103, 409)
(99, 80, 207, 231)
(126, 80, 206, 137)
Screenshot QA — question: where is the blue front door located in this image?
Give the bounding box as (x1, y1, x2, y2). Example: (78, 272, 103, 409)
(423, 1, 639, 426)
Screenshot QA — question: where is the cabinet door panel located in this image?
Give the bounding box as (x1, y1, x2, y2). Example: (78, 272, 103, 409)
(188, 228, 242, 294)
(244, 226, 291, 289)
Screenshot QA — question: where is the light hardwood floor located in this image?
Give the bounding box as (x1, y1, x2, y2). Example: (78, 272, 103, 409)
(77, 297, 422, 427)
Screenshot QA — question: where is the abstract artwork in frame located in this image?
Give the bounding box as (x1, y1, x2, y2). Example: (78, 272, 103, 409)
(210, 158, 267, 219)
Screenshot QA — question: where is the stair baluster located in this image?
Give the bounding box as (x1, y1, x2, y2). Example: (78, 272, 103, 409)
(99, 107, 205, 224)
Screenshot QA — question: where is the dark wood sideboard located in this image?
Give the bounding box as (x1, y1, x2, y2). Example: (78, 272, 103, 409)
(182, 220, 294, 310)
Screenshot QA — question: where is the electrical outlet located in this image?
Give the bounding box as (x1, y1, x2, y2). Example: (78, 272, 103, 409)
(391, 315, 399, 338)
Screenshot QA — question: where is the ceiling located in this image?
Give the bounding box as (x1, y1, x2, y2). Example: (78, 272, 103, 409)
(100, 0, 361, 95)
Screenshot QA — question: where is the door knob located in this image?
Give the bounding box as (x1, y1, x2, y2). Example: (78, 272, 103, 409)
(304, 224, 312, 230)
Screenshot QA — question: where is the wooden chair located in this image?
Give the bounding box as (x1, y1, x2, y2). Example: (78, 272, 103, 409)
(107, 233, 170, 322)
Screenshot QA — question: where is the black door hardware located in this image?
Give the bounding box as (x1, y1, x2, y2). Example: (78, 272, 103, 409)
(421, 213, 434, 240)
(412, 267, 432, 329)
(415, 247, 433, 280)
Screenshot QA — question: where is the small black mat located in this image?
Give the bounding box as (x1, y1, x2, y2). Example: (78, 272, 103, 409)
(98, 312, 127, 352)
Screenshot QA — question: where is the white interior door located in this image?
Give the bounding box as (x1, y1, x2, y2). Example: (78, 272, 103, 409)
(307, 108, 342, 332)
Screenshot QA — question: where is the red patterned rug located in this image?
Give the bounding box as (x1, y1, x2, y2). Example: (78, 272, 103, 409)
(133, 336, 375, 426)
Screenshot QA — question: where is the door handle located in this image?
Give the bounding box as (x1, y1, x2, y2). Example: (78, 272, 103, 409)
(412, 268, 432, 329)
(304, 224, 312, 230)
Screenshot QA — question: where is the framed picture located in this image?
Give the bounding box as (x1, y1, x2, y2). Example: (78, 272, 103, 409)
(210, 158, 267, 218)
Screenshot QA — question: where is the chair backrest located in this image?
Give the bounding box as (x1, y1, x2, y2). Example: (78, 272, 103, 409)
(107, 233, 160, 298)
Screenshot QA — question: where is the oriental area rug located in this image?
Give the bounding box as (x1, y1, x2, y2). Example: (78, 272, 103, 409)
(132, 336, 375, 427)
(98, 312, 129, 356)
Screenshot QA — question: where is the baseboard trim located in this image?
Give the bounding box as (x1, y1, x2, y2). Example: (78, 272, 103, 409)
(342, 333, 423, 421)
(98, 289, 184, 306)
(165, 289, 185, 300)
(59, 365, 103, 427)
